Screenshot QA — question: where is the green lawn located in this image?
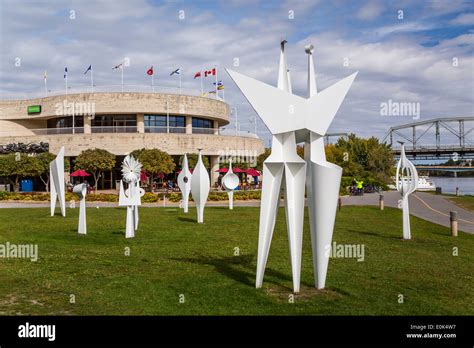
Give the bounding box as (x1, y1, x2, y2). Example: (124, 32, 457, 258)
(446, 195, 474, 212)
(0, 206, 472, 315)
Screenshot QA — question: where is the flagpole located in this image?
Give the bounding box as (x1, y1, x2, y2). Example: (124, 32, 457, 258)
(91, 66, 94, 93)
(121, 65, 124, 92)
(200, 71, 203, 95)
(152, 73, 154, 92)
(179, 72, 182, 94)
(44, 72, 48, 97)
(215, 66, 218, 100)
(65, 73, 68, 96)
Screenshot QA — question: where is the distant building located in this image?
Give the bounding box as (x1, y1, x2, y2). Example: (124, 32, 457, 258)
(0, 92, 264, 189)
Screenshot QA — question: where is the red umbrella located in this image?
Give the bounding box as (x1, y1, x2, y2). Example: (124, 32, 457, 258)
(215, 167, 228, 173)
(232, 167, 245, 173)
(70, 169, 91, 177)
(245, 168, 261, 176)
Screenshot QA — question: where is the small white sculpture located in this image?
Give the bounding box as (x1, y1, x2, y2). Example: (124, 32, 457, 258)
(73, 183, 87, 234)
(396, 142, 418, 240)
(227, 40, 357, 292)
(177, 153, 192, 213)
(221, 160, 239, 210)
(119, 155, 144, 238)
(50, 146, 66, 217)
(190, 149, 210, 223)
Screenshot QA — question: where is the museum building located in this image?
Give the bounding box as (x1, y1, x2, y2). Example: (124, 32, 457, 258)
(0, 92, 265, 189)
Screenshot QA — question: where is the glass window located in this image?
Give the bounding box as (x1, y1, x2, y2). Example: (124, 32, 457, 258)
(47, 116, 83, 128)
(144, 115, 185, 133)
(192, 117, 213, 129)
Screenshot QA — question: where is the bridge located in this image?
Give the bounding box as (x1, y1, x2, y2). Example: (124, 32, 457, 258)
(382, 116, 474, 161)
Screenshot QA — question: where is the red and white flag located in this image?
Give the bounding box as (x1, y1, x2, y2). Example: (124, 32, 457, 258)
(204, 68, 216, 77)
(147, 66, 154, 75)
(194, 71, 201, 79)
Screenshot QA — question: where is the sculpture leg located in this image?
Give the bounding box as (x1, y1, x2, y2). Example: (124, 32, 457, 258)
(134, 205, 139, 230)
(283, 162, 306, 293)
(310, 161, 342, 289)
(125, 206, 135, 238)
(78, 198, 87, 234)
(183, 193, 189, 213)
(50, 175, 57, 217)
(197, 204, 204, 223)
(402, 197, 411, 240)
(228, 191, 234, 210)
(256, 162, 284, 289)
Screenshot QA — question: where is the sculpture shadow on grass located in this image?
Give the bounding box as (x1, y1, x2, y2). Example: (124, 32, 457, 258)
(177, 217, 196, 223)
(172, 253, 309, 290)
(348, 229, 402, 240)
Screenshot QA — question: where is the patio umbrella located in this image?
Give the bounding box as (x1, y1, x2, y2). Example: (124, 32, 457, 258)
(232, 167, 245, 173)
(245, 168, 261, 176)
(70, 169, 91, 177)
(215, 167, 228, 173)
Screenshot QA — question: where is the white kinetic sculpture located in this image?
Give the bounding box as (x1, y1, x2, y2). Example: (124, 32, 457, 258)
(177, 153, 192, 213)
(227, 40, 357, 292)
(396, 142, 418, 240)
(221, 160, 239, 210)
(190, 149, 210, 223)
(73, 183, 87, 234)
(119, 155, 144, 238)
(50, 146, 66, 217)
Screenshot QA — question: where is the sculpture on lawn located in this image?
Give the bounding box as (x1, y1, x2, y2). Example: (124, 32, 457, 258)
(119, 155, 145, 238)
(227, 40, 357, 292)
(221, 160, 239, 210)
(50, 146, 66, 217)
(177, 153, 192, 213)
(396, 142, 418, 240)
(190, 149, 210, 223)
(73, 183, 87, 234)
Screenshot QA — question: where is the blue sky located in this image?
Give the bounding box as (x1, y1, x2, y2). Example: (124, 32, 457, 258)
(0, 0, 473, 145)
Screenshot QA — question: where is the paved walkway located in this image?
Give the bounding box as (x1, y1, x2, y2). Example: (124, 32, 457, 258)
(1, 191, 472, 233)
(342, 191, 474, 234)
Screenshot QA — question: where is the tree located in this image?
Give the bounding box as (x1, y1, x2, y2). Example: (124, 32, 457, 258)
(178, 153, 209, 169)
(74, 149, 116, 191)
(36, 152, 56, 192)
(256, 148, 271, 171)
(0, 153, 43, 192)
(131, 149, 175, 183)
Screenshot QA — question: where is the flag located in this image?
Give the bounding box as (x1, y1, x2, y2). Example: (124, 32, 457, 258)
(43, 71, 47, 80)
(204, 68, 216, 77)
(84, 65, 92, 75)
(63, 67, 68, 78)
(208, 90, 216, 94)
(217, 85, 224, 90)
(112, 63, 123, 70)
(213, 80, 223, 86)
(170, 68, 181, 76)
(147, 66, 154, 75)
(194, 71, 201, 79)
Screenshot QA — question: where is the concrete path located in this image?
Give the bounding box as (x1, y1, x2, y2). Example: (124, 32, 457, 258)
(342, 191, 474, 234)
(1, 191, 472, 233)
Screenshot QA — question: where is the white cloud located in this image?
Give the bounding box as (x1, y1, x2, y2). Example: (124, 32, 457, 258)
(356, 1, 384, 21)
(450, 12, 474, 26)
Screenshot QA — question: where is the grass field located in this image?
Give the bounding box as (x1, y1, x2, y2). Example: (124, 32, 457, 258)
(0, 206, 472, 315)
(446, 195, 474, 212)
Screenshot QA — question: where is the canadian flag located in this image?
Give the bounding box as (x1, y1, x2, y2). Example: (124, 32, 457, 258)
(194, 71, 201, 79)
(146, 66, 154, 75)
(204, 68, 216, 77)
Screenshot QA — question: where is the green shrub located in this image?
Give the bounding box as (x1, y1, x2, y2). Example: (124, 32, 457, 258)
(142, 192, 159, 203)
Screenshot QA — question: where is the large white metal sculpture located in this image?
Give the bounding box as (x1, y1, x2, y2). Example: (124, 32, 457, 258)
(50, 146, 66, 217)
(221, 160, 239, 210)
(227, 40, 357, 292)
(177, 153, 192, 213)
(190, 149, 210, 223)
(396, 142, 418, 240)
(119, 155, 144, 238)
(73, 183, 87, 234)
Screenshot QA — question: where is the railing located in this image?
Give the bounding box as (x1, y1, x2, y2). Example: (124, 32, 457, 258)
(144, 126, 186, 134)
(0, 84, 225, 102)
(192, 127, 217, 135)
(91, 126, 137, 133)
(31, 127, 84, 135)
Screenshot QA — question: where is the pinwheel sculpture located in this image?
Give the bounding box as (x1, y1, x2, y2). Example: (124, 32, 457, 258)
(221, 160, 239, 210)
(177, 153, 192, 213)
(190, 149, 210, 223)
(50, 146, 66, 217)
(119, 155, 145, 238)
(227, 40, 357, 292)
(396, 142, 418, 240)
(72, 183, 87, 234)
